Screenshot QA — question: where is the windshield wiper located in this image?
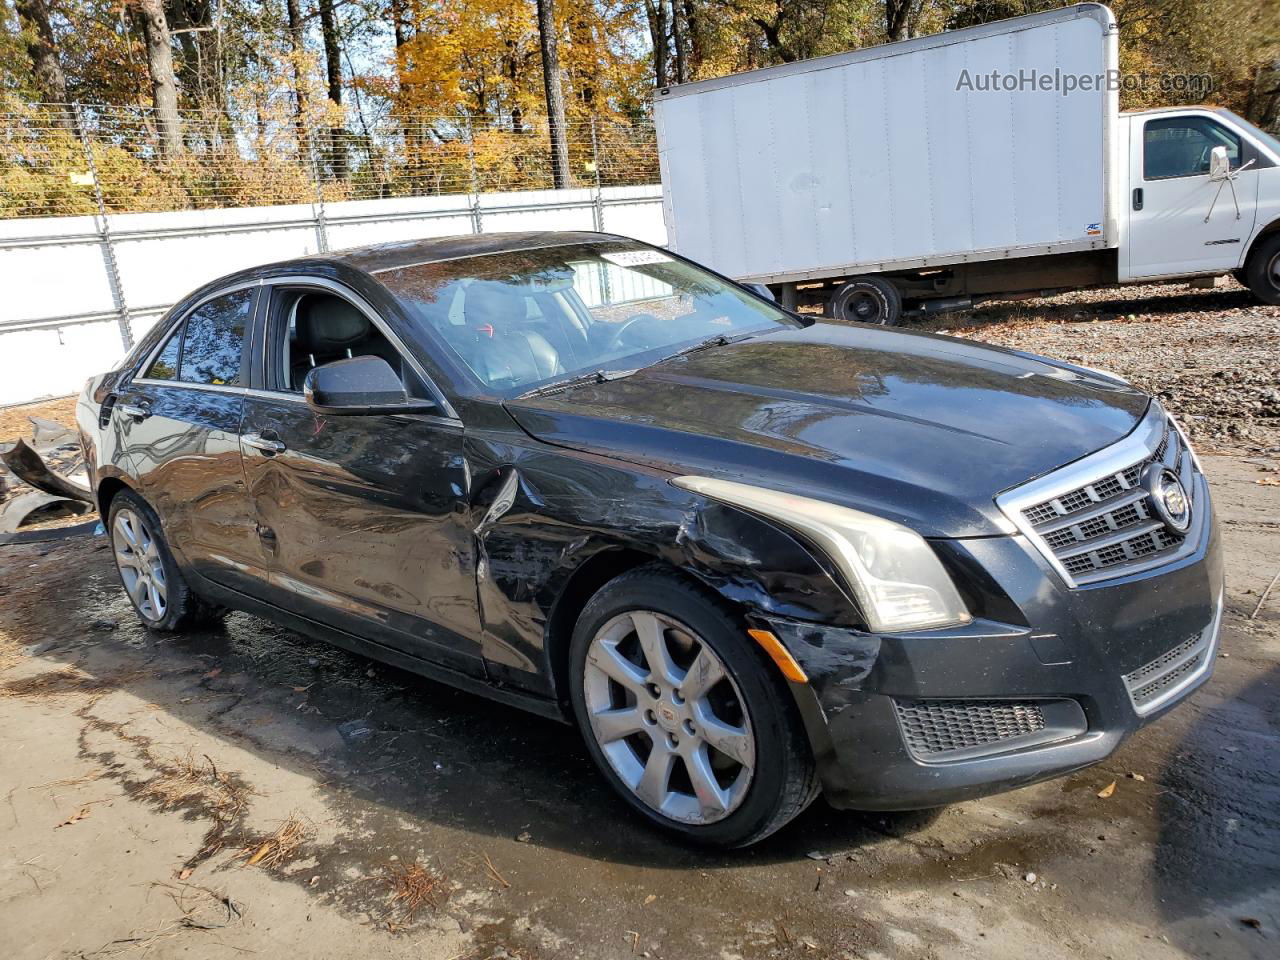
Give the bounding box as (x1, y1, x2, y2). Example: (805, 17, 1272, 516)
(516, 367, 639, 399)
(648, 330, 758, 367)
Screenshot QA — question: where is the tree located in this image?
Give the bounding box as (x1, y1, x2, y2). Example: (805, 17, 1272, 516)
(133, 0, 182, 155)
(14, 0, 69, 105)
(536, 0, 570, 187)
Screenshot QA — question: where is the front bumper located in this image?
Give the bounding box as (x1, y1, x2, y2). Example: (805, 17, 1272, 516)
(757, 485, 1224, 811)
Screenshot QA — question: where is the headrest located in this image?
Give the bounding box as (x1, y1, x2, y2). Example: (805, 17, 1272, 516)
(464, 283, 525, 332)
(298, 295, 369, 348)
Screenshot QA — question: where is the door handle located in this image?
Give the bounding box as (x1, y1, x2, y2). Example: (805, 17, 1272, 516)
(1132, 187, 1144, 211)
(117, 401, 151, 421)
(242, 433, 286, 454)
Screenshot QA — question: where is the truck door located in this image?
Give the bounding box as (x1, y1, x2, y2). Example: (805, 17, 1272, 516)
(1126, 113, 1259, 279)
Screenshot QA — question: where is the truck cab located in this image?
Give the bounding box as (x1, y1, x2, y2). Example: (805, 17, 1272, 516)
(1121, 106, 1280, 288)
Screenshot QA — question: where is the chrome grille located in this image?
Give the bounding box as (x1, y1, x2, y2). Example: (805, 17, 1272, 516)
(998, 406, 1202, 587)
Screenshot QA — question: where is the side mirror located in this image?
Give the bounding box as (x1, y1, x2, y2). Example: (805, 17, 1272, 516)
(743, 282, 776, 302)
(303, 356, 435, 416)
(1208, 145, 1231, 181)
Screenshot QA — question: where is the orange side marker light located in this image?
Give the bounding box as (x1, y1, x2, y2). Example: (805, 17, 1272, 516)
(747, 629, 809, 684)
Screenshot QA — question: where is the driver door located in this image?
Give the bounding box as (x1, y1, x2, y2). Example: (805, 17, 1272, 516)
(240, 279, 483, 674)
(1127, 113, 1259, 279)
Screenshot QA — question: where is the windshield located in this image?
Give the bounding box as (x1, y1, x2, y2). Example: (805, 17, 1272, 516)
(375, 241, 800, 395)
(1216, 109, 1280, 159)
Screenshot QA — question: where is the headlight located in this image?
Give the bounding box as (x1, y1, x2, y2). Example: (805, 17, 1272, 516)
(672, 477, 972, 633)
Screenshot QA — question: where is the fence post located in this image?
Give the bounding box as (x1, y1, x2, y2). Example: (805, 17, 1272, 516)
(466, 117, 483, 234)
(74, 102, 133, 352)
(307, 123, 330, 253)
(590, 116, 605, 233)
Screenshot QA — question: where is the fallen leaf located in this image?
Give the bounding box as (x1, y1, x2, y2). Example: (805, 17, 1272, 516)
(203, 668, 222, 679)
(178, 867, 192, 880)
(56, 807, 92, 828)
(1240, 917, 1261, 930)
(643, 894, 656, 905)
(1257, 477, 1280, 486)
(1128, 772, 1146, 782)
(1097, 781, 1117, 799)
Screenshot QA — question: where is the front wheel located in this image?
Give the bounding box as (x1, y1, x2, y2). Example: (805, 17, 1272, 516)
(568, 567, 818, 847)
(1244, 233, 1280, 305)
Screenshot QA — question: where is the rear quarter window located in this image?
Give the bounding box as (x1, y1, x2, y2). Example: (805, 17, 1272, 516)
(177, 289, 253, 386)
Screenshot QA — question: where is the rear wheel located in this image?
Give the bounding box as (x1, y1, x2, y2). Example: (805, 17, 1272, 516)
(827, 276, 904, 325)
(108, 490, 225, 631)
(568, 567, 818, 847)
(1244, 233, 1280, 305)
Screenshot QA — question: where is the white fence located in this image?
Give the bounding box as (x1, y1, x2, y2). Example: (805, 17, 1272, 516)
(0, 184, 666, 406)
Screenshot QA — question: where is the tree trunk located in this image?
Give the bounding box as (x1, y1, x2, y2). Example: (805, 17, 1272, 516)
(645, 0, 669, 87)
(683, 0, 704, 78)
(671, 0, 687, 84)
(14, 0, 71, 107)
(536, 0, 571, 189)
(135, 0, 182, 156)
(885, 0, 915, 41)
(389, 0, 409, 48)
(284, 0, 308, 147)
(317, 0, 346, 177)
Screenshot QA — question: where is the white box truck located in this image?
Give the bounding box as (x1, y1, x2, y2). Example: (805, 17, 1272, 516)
(653, 3, 1280, 324)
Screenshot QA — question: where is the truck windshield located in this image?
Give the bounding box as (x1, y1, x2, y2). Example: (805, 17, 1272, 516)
(1217, 109, 1280, 159)
(376, 242, 800, 395)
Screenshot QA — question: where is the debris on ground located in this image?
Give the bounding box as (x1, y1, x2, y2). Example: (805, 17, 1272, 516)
(0, 405, 96, 541)
(384, 860, 445, 923)
(241, 813, 310, 869)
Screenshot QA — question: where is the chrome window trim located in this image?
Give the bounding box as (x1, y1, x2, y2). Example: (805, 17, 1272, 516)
(256, 274, 459, 421)
(132, 280, 262, 384)
(996, 401, 1203, 588)
(131, 379, 248, 396)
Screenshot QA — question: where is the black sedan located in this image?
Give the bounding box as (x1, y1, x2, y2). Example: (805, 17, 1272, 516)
(77, 232, 1223, 846)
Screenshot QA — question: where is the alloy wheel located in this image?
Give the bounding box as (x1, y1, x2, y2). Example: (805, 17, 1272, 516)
(582, 610, 755, 824)
(112, 507, 168, 621)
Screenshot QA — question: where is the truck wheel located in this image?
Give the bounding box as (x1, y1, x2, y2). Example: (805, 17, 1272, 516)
(1244, 234, 1280, 305)
(827, 277, 903, 325)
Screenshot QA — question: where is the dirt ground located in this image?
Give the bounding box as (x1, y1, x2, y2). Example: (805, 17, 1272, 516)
(0, 284, 1277, 960)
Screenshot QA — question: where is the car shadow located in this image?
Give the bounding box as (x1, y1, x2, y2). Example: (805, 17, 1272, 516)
(9, 542, 938, 870)
(1154, 661, 1280, 934)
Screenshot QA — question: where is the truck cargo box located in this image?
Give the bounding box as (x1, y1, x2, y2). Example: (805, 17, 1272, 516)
(654, 3, 1120, 284)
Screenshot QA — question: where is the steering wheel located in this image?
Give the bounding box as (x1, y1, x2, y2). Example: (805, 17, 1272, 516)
(603, 312, 665, 351)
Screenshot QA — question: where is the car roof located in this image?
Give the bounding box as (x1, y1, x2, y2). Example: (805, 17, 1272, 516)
(308, 230, 631, 275)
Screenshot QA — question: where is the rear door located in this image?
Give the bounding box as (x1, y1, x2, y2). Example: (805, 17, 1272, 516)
(239, 278, 482, 674)
(1126, 112, 1260, 279)
(114, 284, 268, 595)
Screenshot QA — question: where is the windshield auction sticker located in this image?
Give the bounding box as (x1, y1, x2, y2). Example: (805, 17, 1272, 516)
(602, 250, 672, 267)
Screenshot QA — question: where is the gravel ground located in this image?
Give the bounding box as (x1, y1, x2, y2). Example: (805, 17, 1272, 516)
(917, 278, 1280, 454)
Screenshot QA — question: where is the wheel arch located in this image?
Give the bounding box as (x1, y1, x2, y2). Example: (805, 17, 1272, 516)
(1245, 216, 1280, 268)
(95, 473, 137, 523)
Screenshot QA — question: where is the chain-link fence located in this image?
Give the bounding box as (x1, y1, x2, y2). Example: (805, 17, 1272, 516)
(0, 102, 660, 220)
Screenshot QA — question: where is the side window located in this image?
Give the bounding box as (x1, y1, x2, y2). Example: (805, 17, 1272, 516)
(179, 289, 252, 385)
(271, 289, 429, 399)
(1144, 117, 1241, 180)
(144, 325, 183, 380)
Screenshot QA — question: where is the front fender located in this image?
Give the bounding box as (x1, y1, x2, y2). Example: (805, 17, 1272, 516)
(464, 433, 860, 698)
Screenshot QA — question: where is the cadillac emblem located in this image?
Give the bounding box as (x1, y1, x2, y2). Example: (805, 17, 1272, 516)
(1143, 465, 1191, 534)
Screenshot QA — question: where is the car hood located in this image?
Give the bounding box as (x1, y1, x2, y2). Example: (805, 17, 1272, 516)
(504, 322, 1150, 537)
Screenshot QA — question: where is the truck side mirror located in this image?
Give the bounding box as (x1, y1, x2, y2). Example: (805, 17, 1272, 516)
(1208, 145, 1231, 181)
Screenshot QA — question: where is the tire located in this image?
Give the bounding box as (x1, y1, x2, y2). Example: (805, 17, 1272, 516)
(107, 489, 225, 632)
(826, 276, 904, 326)
(1243, 233, 1280, 305)
(568, 566, 819, 847)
